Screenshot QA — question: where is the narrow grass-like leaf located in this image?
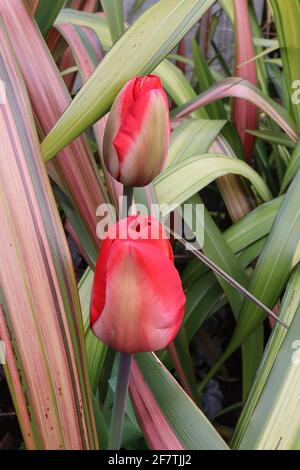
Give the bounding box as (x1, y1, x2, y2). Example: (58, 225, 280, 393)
(167, 336, 199, 404)
(218, 0, 234, 23)
(184, 194, 265, 393)
(247, 128, 295, 149)
(100, 0, 124, 43)
(34, 0, 65, 36)
(184, 239, 267, 343)
(229, 168, 300, 348)
(167, 128, 264, 390)
(131, 0, 147, 16)
(181, 196, 282, 343)
(192, 39, 228, 122)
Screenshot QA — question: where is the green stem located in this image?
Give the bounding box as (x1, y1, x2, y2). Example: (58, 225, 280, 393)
(108, 352, 132, 450)
(108, 187, 134, 449)
(98, 347, 116, 405)
(121, 186, 134, 218)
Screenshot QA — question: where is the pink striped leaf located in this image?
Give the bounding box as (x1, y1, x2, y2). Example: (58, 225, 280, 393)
(67, 0, 98, 12)
(55, 9, 113, 52)
(0, 18, 98, 449)
(26, 0, 39, 13)
(130, 354, 229, 450)
(210, 136, 256, 221)
(55, 22, 122, 209)
(129, 360, 184, 450)
(232, 0, 258, 163)
(0, 0, 109, 265)
(174, 77, 299, 143)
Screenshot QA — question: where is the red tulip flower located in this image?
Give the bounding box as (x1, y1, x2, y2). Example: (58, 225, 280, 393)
(90, 216, 185, 353)
(103, 75, 170, 187)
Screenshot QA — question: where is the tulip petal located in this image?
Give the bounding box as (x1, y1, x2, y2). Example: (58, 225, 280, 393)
(119, 79, 137, 122)
(102, 79, 138, 181)
(91, 240, 185, 353)
(119, 76, 162, 121)
(132, 75, 162, 99)
(113, 89, 169, 186)
(103, 75, 170, 186)
(90, 216, 173, 328)
(103, 100, 122, 180)
(90, 236, 113, 326)
(112, 215, 173, 259)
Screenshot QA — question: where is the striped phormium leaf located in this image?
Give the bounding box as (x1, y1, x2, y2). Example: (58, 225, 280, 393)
(174, 77, 299, 143)
(233, 265, 300, 449)
(52, 21, 197, 412)
(33, 0, 65, 36)
(191, 39, 256, 221)
(56, 10, 256, 226)
(0, 0, 108, 266)
(199, 165, 300, 394)
(54, 19, 198, 413)
(55, 8, 112, 52)
(232, 0, 258, 163)
(161, 120, 265, 395)
(67, 0, 98, 12)
(270, 0, 300, 131)
(42, 0, 216, 160)
(129, 360, 184, 450)
(133, 353, 229, 450)
(0, 18, 98, 449)
(155, 60, 259, 223)
(155, 153, 272, 214)
(100, 0, 124, 43)
(209, 136, 256, 221)
(55, 21, 122, 211)
(26, 0, 39, 12)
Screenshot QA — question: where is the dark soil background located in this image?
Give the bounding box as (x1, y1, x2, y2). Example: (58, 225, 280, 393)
(0, 367, 22, 450)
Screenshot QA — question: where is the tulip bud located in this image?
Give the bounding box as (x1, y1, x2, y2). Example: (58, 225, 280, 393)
(103, 75, 170, 187)
(90, 216, 185, 353)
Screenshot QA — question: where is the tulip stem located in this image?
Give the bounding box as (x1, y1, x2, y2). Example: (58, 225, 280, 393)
(108, 186, 133, 450)
(122, 186, 134, 217)
(108, 352, 132, 450)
